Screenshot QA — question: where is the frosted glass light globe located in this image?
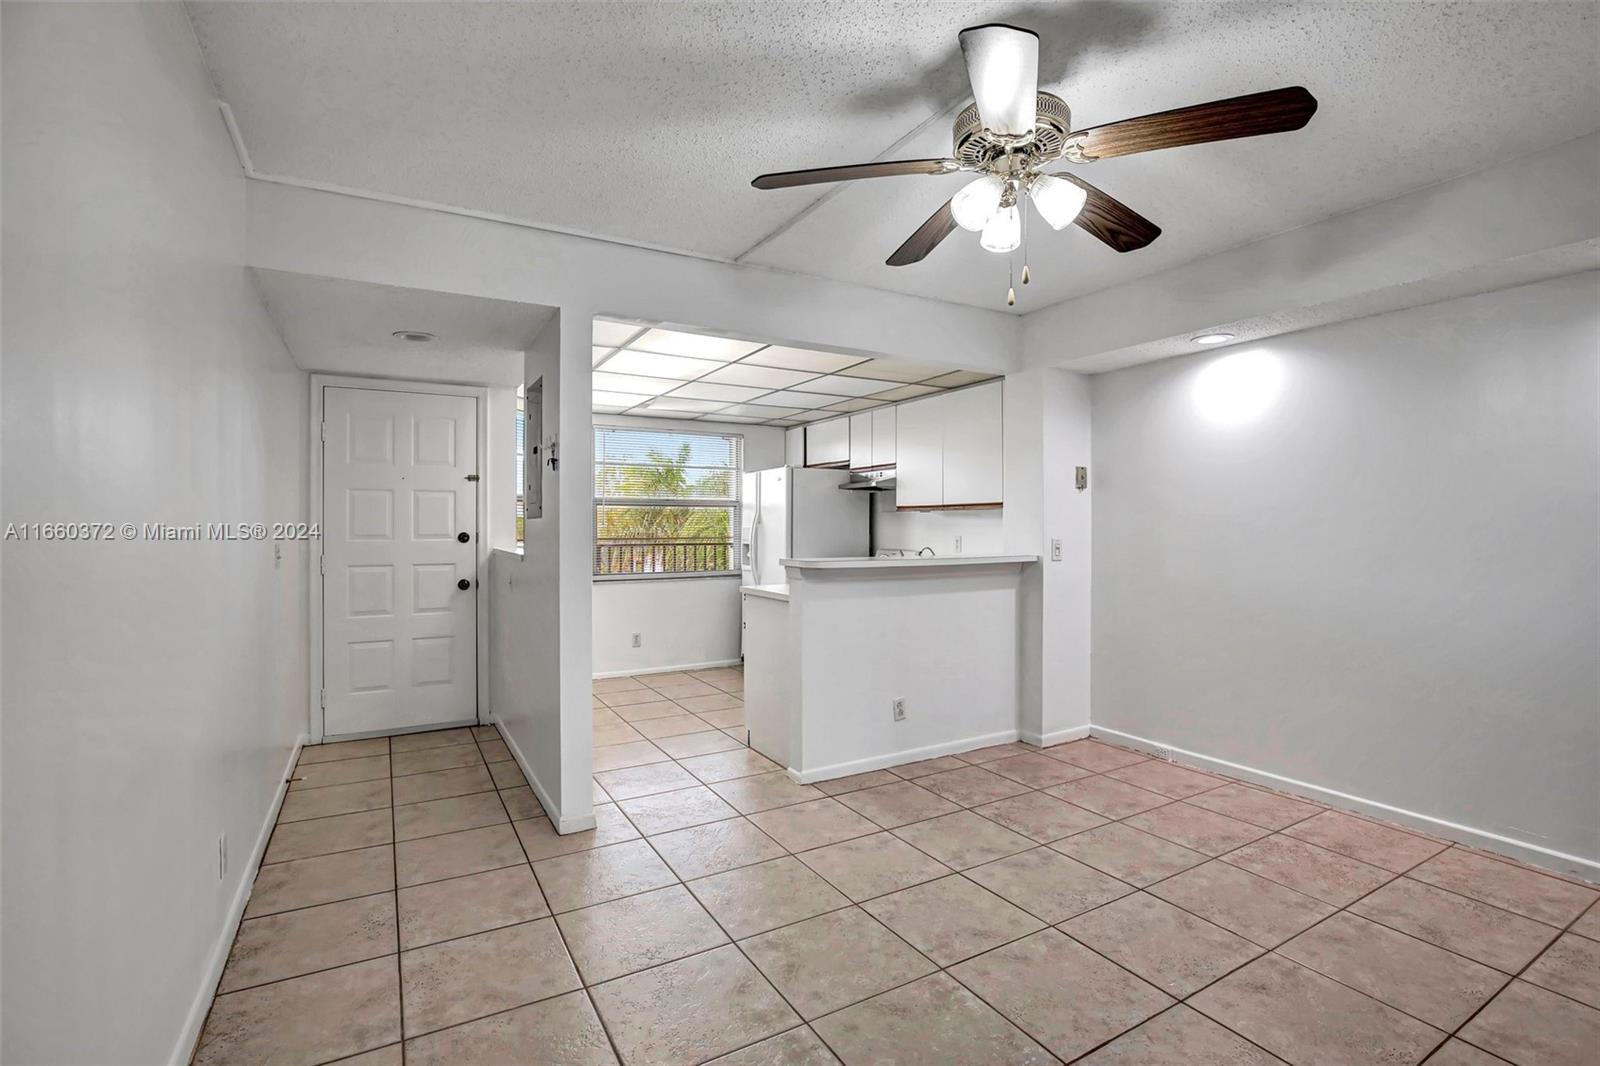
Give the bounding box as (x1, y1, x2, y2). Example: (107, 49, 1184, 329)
(952, 175, 1005, 232)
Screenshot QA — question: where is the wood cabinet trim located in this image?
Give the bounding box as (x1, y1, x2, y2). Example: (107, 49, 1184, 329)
(895, 502, 1003, 512)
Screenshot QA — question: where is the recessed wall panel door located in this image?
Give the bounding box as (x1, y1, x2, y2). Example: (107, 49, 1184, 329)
(323, 386, 478, 737)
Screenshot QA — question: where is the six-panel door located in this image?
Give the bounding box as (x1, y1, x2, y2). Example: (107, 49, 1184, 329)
(322, 386, 478, 737)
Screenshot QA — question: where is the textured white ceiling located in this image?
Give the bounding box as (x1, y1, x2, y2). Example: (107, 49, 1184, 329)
(192, 2, 1599, 315)
(252, 269, 556, 385)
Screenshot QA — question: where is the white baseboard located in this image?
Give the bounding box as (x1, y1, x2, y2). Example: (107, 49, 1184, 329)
(171, 732, 307, 1066)
(491, 717, 597, 835)
(790, 729, 1019, 784)
(1019, 724, 1090, 748)
(1092, 726, 1600, 881)
(592, 657, 741, 680)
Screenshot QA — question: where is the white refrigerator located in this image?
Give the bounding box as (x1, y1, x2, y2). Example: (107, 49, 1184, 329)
(740, 466, 868, 588)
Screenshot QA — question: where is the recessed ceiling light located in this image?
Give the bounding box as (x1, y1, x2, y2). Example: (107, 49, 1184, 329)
(392, 330, 436, 343)
(1191, 332, 1235, 346)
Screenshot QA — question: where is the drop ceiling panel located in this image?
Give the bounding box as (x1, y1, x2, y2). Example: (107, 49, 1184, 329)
(637, 396, 730, 414)
(836, 359, 949, 383)
(627, 328, 766, 361)
(924, 370, 998, 387)
(592, 319, 642, 347)
(592, 371, 677, 395)
(701, 364, 819, 389)
(593, 390, 655, 407)
(823, 397, 890, 413)
(747, 390, 839, 409)
(716, 403, 804, 419)
(873, 383, 943, 402)
(669, 382, 771, 402)
(789, 374, 900, 397)
(743, 346, 870, 373)
(598, 350, 726, 380)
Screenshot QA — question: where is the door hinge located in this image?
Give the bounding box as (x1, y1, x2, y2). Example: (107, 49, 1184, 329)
(465, 474, 480, 482)
(319, 688, 325, 710)
(320, 420, 326, 441)
(319, 553, 325, 574)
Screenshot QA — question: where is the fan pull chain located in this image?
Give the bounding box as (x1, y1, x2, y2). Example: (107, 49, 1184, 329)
(1021, 199, 1031, 286)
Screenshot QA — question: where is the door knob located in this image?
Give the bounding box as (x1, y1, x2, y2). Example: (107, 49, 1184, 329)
(457, 578, 471, 590)
(457, 531, 470, 543)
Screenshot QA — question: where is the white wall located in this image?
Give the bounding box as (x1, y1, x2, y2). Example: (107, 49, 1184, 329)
(872, 501, 1004, 557)
(1003, 369, 1093, 744)
(489, 317, 573, 824)
(594, 577, 745, 675)
(1088, 273, 1600, 872)
(591, 416, 783, 675)
(1, 4, 309, 1062)
(787, 565, 1027, 778)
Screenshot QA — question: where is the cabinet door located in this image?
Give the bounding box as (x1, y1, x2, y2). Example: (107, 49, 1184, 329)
(784, 427, 805, 467)
(872, 406, 896, 469)
(942, 381, 1003, 506)
(849, 412, 873, 470)
(805, 417, 850, 467)
(893, 392, 948, 508)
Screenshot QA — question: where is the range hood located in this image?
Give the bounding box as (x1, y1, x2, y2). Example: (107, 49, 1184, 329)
(839, 471, 896, 491)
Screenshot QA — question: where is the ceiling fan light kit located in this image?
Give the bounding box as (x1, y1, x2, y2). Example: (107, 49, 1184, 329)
(751, 23, 1318, 307)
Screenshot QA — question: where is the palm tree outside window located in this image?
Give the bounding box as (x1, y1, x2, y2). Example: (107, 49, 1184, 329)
(593, 426, 743, 577)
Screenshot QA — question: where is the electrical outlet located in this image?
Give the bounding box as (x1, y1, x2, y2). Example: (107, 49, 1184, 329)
(892, 698, 906, 722)
(631, 633, 641, 648)
(1050, 538, 1062, 562)
(954, 535, 963, 553)
(217, 833, 228, 882)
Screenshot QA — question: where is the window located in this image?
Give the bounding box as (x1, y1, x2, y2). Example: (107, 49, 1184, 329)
(594, 425, 743, 577)
(514, 385, 526, 546)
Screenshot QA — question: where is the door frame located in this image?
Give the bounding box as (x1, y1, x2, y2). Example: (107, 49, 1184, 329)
(309, 373, 492, 743)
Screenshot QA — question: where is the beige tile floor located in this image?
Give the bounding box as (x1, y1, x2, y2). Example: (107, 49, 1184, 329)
(196, 665, 1600, 1065)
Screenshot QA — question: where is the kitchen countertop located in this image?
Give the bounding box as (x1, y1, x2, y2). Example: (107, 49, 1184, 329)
(779, 555, 1040, 571)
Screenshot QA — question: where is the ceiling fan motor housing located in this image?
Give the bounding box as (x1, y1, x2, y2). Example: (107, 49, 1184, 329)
(953, 92, 1073, 169)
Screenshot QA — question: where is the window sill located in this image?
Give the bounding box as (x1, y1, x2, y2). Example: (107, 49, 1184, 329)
(592, 572, 741, 584)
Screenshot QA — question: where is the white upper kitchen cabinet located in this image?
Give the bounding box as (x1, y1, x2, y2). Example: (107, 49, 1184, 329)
(849, 412, 873, 470)
(893, 390, 950, 508)
(871, 406, 896, 469)
(942, 381, 1003, 506)
(893, 382, 1003, 509)
(805, 417, 850, 467)
(785, 426, 805, 466)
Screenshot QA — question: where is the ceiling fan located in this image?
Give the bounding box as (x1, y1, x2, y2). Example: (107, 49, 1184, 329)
(751, 24, 1317, 305)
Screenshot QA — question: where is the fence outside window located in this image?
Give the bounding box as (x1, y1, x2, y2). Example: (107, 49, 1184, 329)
(593, 426, 743, 578)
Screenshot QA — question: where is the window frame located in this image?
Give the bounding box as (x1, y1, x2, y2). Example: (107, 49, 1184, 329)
(592, 424, 744, 582)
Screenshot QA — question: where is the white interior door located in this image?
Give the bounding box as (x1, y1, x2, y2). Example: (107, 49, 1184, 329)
(322, 386, 479, 737)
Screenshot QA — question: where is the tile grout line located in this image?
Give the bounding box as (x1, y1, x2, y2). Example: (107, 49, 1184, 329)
(477, 725, 630, 1066)
(210, 681, 1599, 1063)
(1440, 872, 1600, 1056)
(388, 732, 406, 1066)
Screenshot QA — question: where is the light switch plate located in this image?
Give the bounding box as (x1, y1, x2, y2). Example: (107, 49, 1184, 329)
(1050, 539, 1062, 562)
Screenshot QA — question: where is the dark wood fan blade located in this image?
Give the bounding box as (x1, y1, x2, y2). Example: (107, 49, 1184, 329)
(1052, 173, 1160, 252)
(1067, 86, 1317, 161)
(752, 159, 958, 190)
(886, 199, 958, 266)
